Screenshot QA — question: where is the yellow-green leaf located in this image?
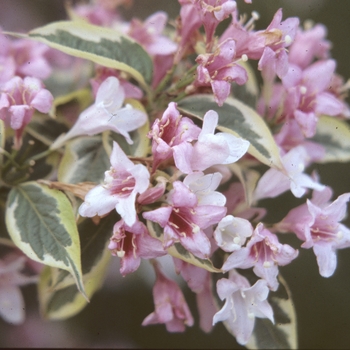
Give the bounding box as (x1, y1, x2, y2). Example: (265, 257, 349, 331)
(5, 182, 86, 298)
(178, 95, 283, 169)
(311, 115, 350, 163)
(26, 21, 153, 89)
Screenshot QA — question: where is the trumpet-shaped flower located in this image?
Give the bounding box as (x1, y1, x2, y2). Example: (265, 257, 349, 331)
(142, 262, 194, 332)
(276, 187, 350, 277)
(51, 76, 147, 149)
(108, 219, 166, 276)
(79, 141, 149, 226)
(143, 181, 226, 259)
(173, 110, 250, 174)
(0, 76, 53, 148)
(213, 270, 274, 345)
(222, 223, 298, 291)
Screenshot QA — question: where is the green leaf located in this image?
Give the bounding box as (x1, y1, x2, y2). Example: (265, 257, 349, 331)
(5, 182, 86, 298)
(38, 213, 117, 319)
(58, 136, 110, 184)
(178, 95, 283, 169)
(26, 21, 153, 88)
(146, 220, 221, 273)
(246, 275, 298, 349)
(311, 115, 350, 163)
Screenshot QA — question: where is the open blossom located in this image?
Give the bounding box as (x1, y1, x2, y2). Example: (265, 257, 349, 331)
(143, 181, 226, 259)
(79, 141, 149, 226)
(282, 59, 344, 137)
(214, 215, 253, 252)
(213, 270, 274, 345)
(142, 261, 194, 332)
(149, 102, 201, 172)
(0, 253, 38, 324)
(0, 76, 53, 148)
(253, 145, 325, 201)
(196, 39, 248, 106)
(276, 187, 350, 277)
(108, 219, 165, 276)
(51, 76, 147, 149)
(222, 223, 298, 291)
(173, 110, 250, 174)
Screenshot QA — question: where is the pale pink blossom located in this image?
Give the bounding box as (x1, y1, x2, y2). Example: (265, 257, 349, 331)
(73, 3, 121, 26)
(79, 141, 149, 226)
(143, 181, 226, 259)
(213, 270, 274, 345)
(0, 253, 38, 324)
(196, 39, 248, 106)
(51, 76, 147, 149)
(222, 223, 298, 291)
(282, 60, 344, 137)
(0, 76, 53, 148)
(172, 110, 250, 174)
(183, 171, 226, 206)
(142, 262, 194, 332)
(149, 102, 201, 172)
(288, 24, 331, 69)
(108, 219, 165, 276)
(276, 187, 350, 277)
(253, 145, 325, 201)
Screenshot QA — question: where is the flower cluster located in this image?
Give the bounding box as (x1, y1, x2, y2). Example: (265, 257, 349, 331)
(1, 0, 350, 347)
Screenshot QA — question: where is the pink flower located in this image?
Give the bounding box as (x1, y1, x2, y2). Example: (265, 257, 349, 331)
(108, 219, 165, 276)
(79, 141, 149, 226)
(276, 187, 350, 277)
(0, 76, 53, 148)
(196, 39, 248, 106)
(222, 223, 298, 291)
(213, 270, 274, 345)
(142, 262, 194, 332)
(172, 110, 250, 174)
(143, 181, 226, 259)
(149, 102, 201, 172)
(0, 253, 38, 324)
(282, 60, 344, 137)
(51, 76, 147, 149)
(253, 145, 325, 201)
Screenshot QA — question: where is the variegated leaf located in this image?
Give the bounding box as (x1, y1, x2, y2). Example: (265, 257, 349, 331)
(58, 136, 110, 184)
(26, 21, 153, 88)
(178, 95, 283, 170)
(38, 213, 117, 319)
(0, 119, 4, 168)
(5, 182, 86, 299)
(311, 115, 350, 163)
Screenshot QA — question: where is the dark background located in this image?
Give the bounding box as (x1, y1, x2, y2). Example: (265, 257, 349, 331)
(1, 1, 350, 348)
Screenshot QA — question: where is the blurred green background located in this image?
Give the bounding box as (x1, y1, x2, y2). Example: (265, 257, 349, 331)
(1, 0, 350, 348)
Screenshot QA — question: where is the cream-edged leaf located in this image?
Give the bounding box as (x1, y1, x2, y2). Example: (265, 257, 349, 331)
(38, 213, 117, 319)
(311, 115, 350, 163)
(58, 136, 110, 184)
(26, 21, 153, 88)
(5, 182, 86, 298)
(178, 95, 283, 169)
